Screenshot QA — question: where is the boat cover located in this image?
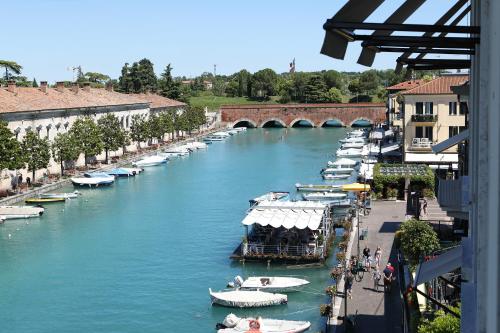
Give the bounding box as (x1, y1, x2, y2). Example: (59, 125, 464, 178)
(241, 200, 327, 230)
(218, 314, 310, 333)
(210, 289, 287, 308)
(341, 183, 371, 192)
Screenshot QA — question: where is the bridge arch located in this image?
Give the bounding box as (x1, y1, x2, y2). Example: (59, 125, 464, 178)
(289, 118, 316, 128)
(319, 118, 346, 127)
(349, 117, 373, 127)
(231, 118, 257, 128)
(260, 118, 287, 128)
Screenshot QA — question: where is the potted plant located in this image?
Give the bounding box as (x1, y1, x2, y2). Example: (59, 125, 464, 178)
(325, 285, 337, 297)
(387, 188, 398, 200)
(320, 304, 332, 317)
(336, 251, 346, 263)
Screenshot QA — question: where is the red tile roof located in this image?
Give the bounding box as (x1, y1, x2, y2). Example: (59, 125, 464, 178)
(0, 87, 184, 114)
(401, 75, 469, 95)
(386, 80, 425, 91)
(132, 93, 186, 109)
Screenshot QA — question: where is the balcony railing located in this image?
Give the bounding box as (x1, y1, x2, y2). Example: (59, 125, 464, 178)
(410, 137, 433, 150)
(437, 176, 469, 216)
(243, 243, 323, 258)
(411, 114, 438, 122)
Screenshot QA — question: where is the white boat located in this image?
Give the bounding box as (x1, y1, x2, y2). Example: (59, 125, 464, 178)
(0, 205, 44, 219)
(362, 143, 380, 156)
(303, 192, 347, 201)
(132, 155, 167, 167)
(250, 192, 289, 206)
(339, 136, 366, 144)
(321, 167, 354, 175)
(336, 148, 362, 158)
(209, 289, 287, 308)
(361, 157, 378, 164)
(234, 127, 247, 132)
(327, 158, 358, 168)
(341, 142, 365, 149)
(295, 183, 342, 192)
(217, 314, 310, 333)
(231, 276, 310, 293)
(40, 190, 80, 199)
(204, 135, 226, 142)
(121, 167, 144, 175)
(185, 141, 208, 150)
(226, 129, 240, 135)
(348, 129, 366, 137)
(323, 174, 351, 180)
(213, 131, 231, 138)
(71, 173, 115, 186)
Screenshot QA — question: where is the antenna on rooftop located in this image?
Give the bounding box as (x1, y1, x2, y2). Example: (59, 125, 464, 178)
(214, 64, 217, 77)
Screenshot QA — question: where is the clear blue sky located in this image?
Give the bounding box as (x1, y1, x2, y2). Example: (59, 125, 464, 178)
(2, 0, 467, 82)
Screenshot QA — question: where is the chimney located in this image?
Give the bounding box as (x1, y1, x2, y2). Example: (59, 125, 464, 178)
(7, 80, 16, 93)
(40, 81, 48, 93)
(55, 81, 65, 92)
(83, 82, 91, 92)
(105, 82, 113, 92)
(70, 82, 79, 94)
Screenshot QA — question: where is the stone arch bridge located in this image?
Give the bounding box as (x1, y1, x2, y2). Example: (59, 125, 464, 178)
(220, 103, 387, 128)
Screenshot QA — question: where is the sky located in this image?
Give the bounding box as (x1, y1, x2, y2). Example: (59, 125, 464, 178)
(2, 0, 468, 82)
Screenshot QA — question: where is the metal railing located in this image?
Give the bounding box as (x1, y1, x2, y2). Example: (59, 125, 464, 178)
(243, 243, 323, 257)
(410, 137, 433, 150)
(437, 176, 469, 213)
(411, 114, 438, 122)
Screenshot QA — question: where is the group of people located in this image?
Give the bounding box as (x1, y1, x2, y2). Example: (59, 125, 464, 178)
(10, 174, 31, 192)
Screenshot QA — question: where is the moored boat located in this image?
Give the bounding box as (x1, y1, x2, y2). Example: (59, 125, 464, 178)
(213, 131, 231, 138)
(71, 172, 115, 187)
(40, 190, 80, 199)
(121, 167, 144, 175)
(303, 192, 347, 201)
(107, 168, 135, 177)
(209, 289, 287, 308)
(204, 135, 226, 142)
(132, 155, 167, 167)
(323, 174, 350, 180)
(339, 136, 366, 144)
(26, 197, 66, 204)
(341, 142, 365, 149)
(249, 191, 289, 206)
(0, 205, 44, 219)
(321, 167, 354, 175)
(336, 148, 362, 158)
(295, 183, 342, 192)
(216, 314, 310, 333)
(327, 158, 358, 168)
(230, 275, 310, 293)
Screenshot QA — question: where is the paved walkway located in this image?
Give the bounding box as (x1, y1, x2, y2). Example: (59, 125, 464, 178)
(332, 200, 407, 333)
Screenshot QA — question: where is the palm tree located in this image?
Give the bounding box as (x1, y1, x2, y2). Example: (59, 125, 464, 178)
(0, 60, 22, 81)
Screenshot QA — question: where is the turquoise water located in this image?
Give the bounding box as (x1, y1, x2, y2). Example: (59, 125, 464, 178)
(0, 128, 353, 333)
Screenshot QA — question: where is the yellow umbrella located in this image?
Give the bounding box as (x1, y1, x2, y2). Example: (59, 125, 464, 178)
(341, 183, 371, 192)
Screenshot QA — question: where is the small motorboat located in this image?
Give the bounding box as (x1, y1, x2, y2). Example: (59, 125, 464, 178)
(361, 157, 378, 164)
(348, 129, 366, 137)
(341, 142, 365, 149)
(230, 276, 310, 293)
(0, 205, 44, 219)
(327, 158, 358, 168)
(204, 135, 226, 142)
(341, 183, 371, 192)
(295, 183, 342, 192)
(321, 167, 354, 175)
(216, 314, 310, 333)
(40, 191, 80, 199)
(234, 127, 247, 132)
(339, 136, 366, 144)
(107, 168, 135, 177)
(225, 129, 240, 135)
(330, 199, 353, 208)
(336, 148, 362, 158)
(132, 155, 167, 167)
(213, 131, 231, 138)
(121, 167, 143, 175)
(26, 197, 66, 204)
(303, 192, 347, 201)
(249, 192, 289, 206)
(71, 172, 115, 187)
(209, 289, 287, 308)
(185, 141, 208, 150)
(323, 174, 350, 180)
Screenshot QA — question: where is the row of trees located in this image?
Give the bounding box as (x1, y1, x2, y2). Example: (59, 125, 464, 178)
(0, 107, 206, 180)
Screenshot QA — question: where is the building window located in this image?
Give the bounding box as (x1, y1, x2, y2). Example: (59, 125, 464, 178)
(416, 126, 433, 141)
(416, 102, 423, 115)
(449, 102, 458, 115)
(416, 102, 433, 115)
(126, 116, 130, 128)
(449, 126, 459, 138)
(459, 102, 468, 115)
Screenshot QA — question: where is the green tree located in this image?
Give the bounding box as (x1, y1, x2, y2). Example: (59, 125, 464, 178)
(236, 69, 252, 97)
(276, 77, 294, 103)
(0, 121, 24, 171)
(52, 132, 80, 175)
(325, 87, 343, 103)
(97, 114, 127, 163)
(251, 68, 278, 99)
(21, 130, 51, 181)
(159, 64, 182, 99)
(0, 60, 22, 81)
(159, 111, 175, 141)
(323, 70, 343, 90)
(304, 75, 328, 103)
(147, 114, 164, 143)
(418, 306, 460, 333)
(399, 219, 440, 265)
(129, 114, 149, 148)
(85, 72, 110, 85)
(137, 58, 157, 92)
(118, 63, 133, 93)
(358, 70, 380, 95)
(174, 112, 189, 137)
(32, 78, 38, 88)
(70, 117, 104, 166)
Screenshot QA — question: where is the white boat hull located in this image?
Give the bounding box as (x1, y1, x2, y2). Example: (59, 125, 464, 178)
(132, 156, 167, 167)
(209, 289, 287, 308)
(295, 183, 342, 192)
(0, 206, 44, 219)
(217, 315, 310, 333)
(238, 276, 310, 293)
(71, 177, 115, 186)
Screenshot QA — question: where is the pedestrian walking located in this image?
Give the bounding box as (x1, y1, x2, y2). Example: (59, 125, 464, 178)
(26, 176, 31, 187)
(383, 263, 394, 293)
(362, 245, 371, 270)
(423, 198, 428, 215)
(346, 270, 354, 299)
(372, 269, 381, 291)
(374, 246, 382, 269)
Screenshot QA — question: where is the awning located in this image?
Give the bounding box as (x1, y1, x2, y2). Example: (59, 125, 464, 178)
(341, 183, 371, 192)
(413, 246, 462, 287)
(405, 153, 458, 163)
(432, 129, 469, 153)
(381, 144, 400, 154)
(242, 201, 327, 230)
(429, 164, 459, 170)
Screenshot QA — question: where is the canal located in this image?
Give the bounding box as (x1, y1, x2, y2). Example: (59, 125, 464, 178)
(0, 128, 353, 333)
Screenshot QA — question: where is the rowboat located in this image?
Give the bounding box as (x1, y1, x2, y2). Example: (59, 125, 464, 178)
(295, 183, 342, 192)
(230, 275, 310, 293)
(26, 197, 66, 204)
(323, 174, 350, 180)
(0, 205, 44, 219)
(321, 167, 354, 175)
(303, 192, 347, 201)
(40, 191, 80, 199)
(336, 148, 362, 158)
(209, 289, 287, 308)
(132, 155, 167, 167)
(216, 314, 310, 333)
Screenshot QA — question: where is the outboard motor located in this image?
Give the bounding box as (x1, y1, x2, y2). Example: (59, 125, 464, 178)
(234, 275, 244, 288)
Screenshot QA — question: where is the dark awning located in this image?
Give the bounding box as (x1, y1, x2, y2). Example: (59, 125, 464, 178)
(321, 0, 480, 72)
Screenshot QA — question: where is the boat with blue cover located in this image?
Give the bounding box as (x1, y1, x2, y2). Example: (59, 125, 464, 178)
(107, 168, 135, 177)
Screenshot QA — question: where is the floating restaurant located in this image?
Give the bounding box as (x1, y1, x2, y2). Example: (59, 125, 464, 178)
(231, 200, 334, 263)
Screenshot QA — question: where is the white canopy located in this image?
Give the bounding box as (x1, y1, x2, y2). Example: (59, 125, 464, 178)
(332, 158, 357, 166)
(242, 201, 327, 230)
(405, 153, 459, 163)
(413, 246, 462, 288)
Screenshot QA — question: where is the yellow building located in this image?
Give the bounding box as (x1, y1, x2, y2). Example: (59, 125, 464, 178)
(400, 75, 468, 169)
(386, 79, 424, 129)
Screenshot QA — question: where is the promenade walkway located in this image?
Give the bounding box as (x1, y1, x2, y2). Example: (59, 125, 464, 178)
(332, 200, 407, 333)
